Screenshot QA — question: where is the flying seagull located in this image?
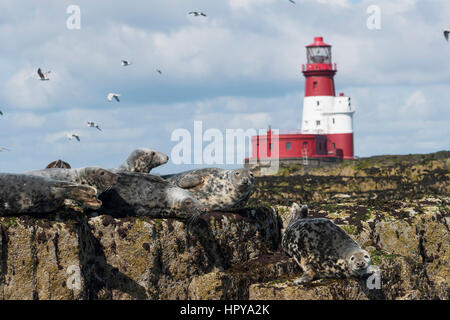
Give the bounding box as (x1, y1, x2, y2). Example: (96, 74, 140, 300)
(67, 133, 80, 142)
(289, 0, 296, 3)
(121, 60, 132, 66)
(37, 68, 51, 81)
(0, 110, 3, 116)
(444, 29, 450, 41)
(189, 11, 207, 17)
(87, 121, 102, 131)
(0, 147, 10, 152)
(107, 93, 120, 102)
(156, 69, 162, 74)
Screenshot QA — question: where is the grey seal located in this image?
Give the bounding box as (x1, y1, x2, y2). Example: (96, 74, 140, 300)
(111, 148, 169, 173)
(0, 173, 101, 216)
(282, 203, 376, 284)
(98, 172, 207, 221)
(162, 168, 255, 211)
(25, 167, 118, 195)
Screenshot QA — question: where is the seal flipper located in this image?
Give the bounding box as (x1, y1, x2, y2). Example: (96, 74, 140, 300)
(287, 203, 308, 228)
(175, 173, 204, 189)
(51, 185, 101, 210)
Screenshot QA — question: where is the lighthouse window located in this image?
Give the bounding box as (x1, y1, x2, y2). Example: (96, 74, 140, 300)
(332, 118, 335, 124)
(316, 120, 320, 126)
(332, 143, 336, 150)
(286, 142, 292, 150)
(317, 101, 320, 106)
(307, 47, 332, 64)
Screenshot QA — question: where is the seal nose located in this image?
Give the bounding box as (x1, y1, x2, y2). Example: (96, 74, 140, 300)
(242, 177, 249, 184)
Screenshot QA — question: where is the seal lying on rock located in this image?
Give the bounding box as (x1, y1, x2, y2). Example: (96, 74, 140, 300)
(46, 160, 71, 169)
(282, 203, 376, 284)
(162, 168, 255, 211)
(111, 148, 169, 173)
(0, 173, 101, 216)
(25, 167, 118, 195)
(98, 172, 207, 221)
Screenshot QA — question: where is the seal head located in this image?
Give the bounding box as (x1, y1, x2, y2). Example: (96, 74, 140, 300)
(230, 168, 254, 193)
(346, 249, 372, 276)
(114, 148, 169, 173)
(163, 168, 255, 211)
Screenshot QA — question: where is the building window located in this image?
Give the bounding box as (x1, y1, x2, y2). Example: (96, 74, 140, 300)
(317, 101, 320, 106)
(303, 142, 308, 149)
(269, 143, 273, 150)
(332, 143, 336, 150)
(332, 118, 335, 124)
(286, 142, 291, 150)
(316, 120, 320, 126)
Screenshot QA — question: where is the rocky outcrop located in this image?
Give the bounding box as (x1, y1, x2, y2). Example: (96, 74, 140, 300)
(0, 152, 448, 300)
(0, 208, 280, 300)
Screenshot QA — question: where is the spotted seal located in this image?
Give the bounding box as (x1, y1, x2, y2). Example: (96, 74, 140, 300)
(46, 160, 71, 169)
(0, 173, 101, 216)
(25, 167, 118, 195)
(111, 148, 169, 173)
(162, 168, 255, 211)
(98, 172, 207, 221)
(282, 203, 376, 284)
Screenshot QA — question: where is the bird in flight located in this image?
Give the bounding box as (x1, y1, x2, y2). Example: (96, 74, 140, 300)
(444, 29, 450, 41)
(121, 60, 132, 66)
(107, 93, 121, 102)
(289, 0, 296, 4)
(37, 68, 51, 81)
(156, 69, 162, 74)
(67, 133, 80, 142)
(189, 12, 207, 17)
(87, 121, 102, 131)
(0, 110, 3, 116)
(0, 147, 10, 152)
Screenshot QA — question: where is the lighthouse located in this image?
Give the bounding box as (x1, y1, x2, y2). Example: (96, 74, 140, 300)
(246, 36, 355, 167)
(301, 37, 355, 159)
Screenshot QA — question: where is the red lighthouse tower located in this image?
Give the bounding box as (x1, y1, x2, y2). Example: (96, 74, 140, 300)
(303, 37, 336, 97)
(246, 36, 355, 167)
(301, 37, 355, 160)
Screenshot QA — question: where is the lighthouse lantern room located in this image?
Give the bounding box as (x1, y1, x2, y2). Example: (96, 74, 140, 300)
(246, 36, 355, 166)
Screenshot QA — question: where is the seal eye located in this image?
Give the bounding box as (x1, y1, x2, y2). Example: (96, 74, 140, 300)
(351, 256, 354, 261)
(364, 255, 369, 259)
(235, 172, 240, 176)
(100, 172, 105, 176)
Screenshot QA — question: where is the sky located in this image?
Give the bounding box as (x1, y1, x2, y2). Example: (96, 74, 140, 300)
(0, 0, 449, 174)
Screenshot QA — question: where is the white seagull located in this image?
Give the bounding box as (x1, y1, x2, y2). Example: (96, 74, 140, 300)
(121, 60, 132, 66)
(189, 11, 207, 17)
(68, 133, 80, 142)
(37, 68, 51, 81)
(87, 121, 102, 131)
(444, 29, 450, 41)
(107, 93, 121, 102)
(0, 147, 10, 152)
